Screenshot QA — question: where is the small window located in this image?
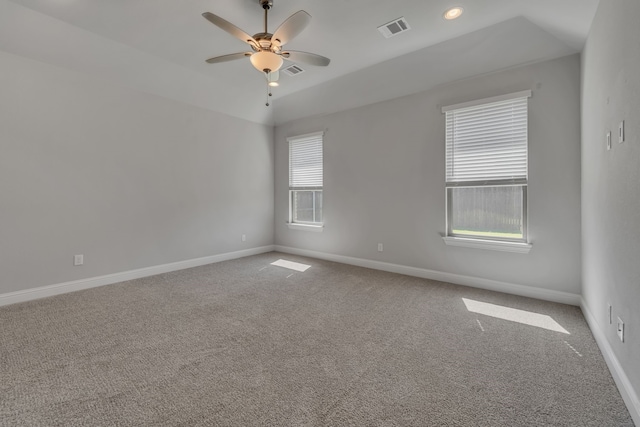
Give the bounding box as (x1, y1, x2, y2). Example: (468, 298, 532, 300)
(443, 91, 531, 242)
(288, 132, 323, 225)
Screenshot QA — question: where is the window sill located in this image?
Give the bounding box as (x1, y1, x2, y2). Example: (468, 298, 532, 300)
(287, 223, 324, 232)
(442, 236, 532, 254)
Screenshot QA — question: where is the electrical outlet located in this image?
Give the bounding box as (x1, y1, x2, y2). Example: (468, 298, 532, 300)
(74, 254, 84, 266)
(617, 317, 624, 342)
(607, 131, 612, 150)
(608, 303, 612, 324)
(377, 243, 383, 252)
(241, 234, 246, 242)
(619, 121, 625, 143)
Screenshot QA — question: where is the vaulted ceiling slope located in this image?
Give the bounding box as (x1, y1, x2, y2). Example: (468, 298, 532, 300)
(2, 0, 599, 125)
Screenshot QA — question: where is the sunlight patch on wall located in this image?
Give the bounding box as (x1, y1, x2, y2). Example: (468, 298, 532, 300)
(462, 298, 569, 334)
(270, 259, 311, 272)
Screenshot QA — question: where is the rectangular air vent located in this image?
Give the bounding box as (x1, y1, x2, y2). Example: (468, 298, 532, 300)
(283, 64, 305, 76)
(377, 17, 411, 39)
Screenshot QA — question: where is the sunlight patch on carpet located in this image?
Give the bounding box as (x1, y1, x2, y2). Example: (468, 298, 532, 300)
(270, 259, 311, 272)
(462, 298, 569, 334)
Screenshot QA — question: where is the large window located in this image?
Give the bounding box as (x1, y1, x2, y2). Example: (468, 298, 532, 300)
(288, 132, 323, 225)
(444, 91, 531, 243)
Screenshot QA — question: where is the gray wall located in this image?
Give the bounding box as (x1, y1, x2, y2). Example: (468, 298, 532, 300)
(582, 0, 640, 401)
(275, 54, 582, 295)
(0, 51, 274, 294)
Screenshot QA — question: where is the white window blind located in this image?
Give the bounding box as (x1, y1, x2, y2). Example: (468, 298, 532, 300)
(445, 94, 529, 185)
(289, 132, 323, 189)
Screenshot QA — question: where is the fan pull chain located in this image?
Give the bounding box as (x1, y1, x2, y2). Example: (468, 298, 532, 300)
(265, 82, 272, 107)
(265, 69, 274, 107)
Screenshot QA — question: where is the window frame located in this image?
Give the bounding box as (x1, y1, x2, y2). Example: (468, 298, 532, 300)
(445, 183, 528, 243)
(289, 189, 323, 225)
(443, 91, 531, 245)
(287, 131, 324, 228)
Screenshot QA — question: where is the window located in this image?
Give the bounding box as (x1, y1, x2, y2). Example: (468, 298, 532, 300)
(288, 132, 323, 226)
(443, 91, 531, 243)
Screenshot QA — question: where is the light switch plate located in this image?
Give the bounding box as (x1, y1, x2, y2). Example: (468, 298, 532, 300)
(607, 131, 612, 150)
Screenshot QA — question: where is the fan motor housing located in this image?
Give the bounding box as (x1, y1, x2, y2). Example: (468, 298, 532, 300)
(253, 32, 273, 42)
(251, 33, 279, 52)
(259, 0, 273, 10)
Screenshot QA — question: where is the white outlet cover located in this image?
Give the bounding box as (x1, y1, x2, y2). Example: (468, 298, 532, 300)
(617, 317, 624, 342)
(74, 254, 84, 266)
(608, 304, 612, 324)
(607, 131, 611, 150)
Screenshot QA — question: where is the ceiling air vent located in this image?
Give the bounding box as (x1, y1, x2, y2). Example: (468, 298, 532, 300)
(282, 64, 305, 76)
(377, 17, 411, 39)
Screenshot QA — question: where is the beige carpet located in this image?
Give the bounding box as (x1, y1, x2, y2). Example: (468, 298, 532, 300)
(0, 252, 634, 426)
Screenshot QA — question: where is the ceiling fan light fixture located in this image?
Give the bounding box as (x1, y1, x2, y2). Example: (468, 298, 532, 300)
(443, 6, 464, 20)
(266, 70, 280, 87)
(202, 2, 329, 105)
(250, 51, 284, 73)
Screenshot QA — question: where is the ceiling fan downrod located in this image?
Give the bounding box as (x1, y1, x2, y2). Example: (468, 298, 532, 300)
(260, 0, 273, 34)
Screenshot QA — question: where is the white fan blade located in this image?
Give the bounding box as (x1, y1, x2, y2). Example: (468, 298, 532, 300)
(272, 11, 311, 46)
(282, 51, 330, 67)
(205, 52, 252, 64)
(202, 12, 259, 48)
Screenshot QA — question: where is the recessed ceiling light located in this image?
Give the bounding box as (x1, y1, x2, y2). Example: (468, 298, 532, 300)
(443, 6, 464, 20)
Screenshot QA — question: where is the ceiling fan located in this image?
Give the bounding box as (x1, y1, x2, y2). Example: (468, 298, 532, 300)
(202, 0, 330, 88)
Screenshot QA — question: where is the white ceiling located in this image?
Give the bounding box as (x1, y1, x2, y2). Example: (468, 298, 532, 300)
(2, 0, 599, 125)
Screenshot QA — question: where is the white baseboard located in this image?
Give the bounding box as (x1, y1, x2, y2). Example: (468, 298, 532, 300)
(274, 245, 581, 306)
(0, 245, 275, 307)
(581, 298, 640, 425)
